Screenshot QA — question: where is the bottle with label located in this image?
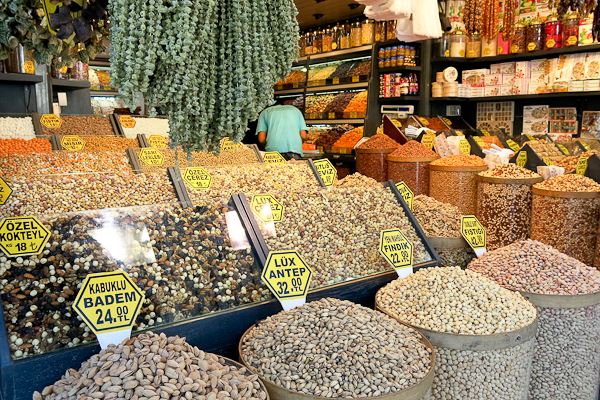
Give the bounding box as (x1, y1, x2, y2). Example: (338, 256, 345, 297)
(331, 24, 341, 51)
(298, 33, 306, 57)
(351, 20, 362, 47)
(340, 21, 351, 49)
(401, 77, 409, 95)
(322, 26, 332, 53)
(387, 20, 396, 41)
(526, 15, 543, 51)
(467, 32, 482, 58)
(375, 20, 386, 42)
(313, 29, 322, 54)
(563, 13, 579, 47)
(544, 13, 562, 49)
(305, 30, 314, 55)
(413, 74, 419, 95)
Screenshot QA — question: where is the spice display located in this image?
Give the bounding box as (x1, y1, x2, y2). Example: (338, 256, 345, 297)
(281, 70, 307, 84)
(413, 195, 475, 267)
(109, 0, 299, 154)
(477, 165, 542, 250)
(348, 60, 371, 76)
(343, 91, 368, 115)
(309, 65, 339, 81)
(314, 125, 354, 148)
(431, 154, 487, 167)
(544, 14, 563, 49)
(305, 94, 337, 115)
(0, 173, 177, 218)
(0, 138, 52, 156)
(40, 116, 115, 136)
(0, 152, 132, 176)
(0, 116, 36, 139)
(184, 163, 321, 200)
(328, 61, 358, 79)
(356, 133, 399, 149)
(332, 127, 363, 148)
(135, 147, 261, 173)
(478, 136, 504, 150)
(334, 172, 379, 187)
(553, 149, 599, 173)
(241, 298, 433, 398)
(377, 267, 537, 400)
(532, 175, 600, 266)
(1, 201, 270, 359)
(35, 332, 268, 400)
(469, 239, 600, 400)
(264, 187, 433, 289)
(415, 117, 448, 133)
(322, 92, 357, 114)
(388, 141, 439, 196)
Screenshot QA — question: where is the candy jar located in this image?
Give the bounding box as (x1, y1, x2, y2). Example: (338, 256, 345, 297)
(449, 29, 467, 57)
(482, 35, 498, 57)
(340, 22, 351, 49)
(362, 19, 375, 44)
(376, 21, 387, 42)
(322, 26, 333, 53)
(351, 20, 362, 47)
(526, 16, 543, 51)
(563, 13, 579, 47)
(467, 32, 482, 58)
(544, 13, 562, 49)
(511, 22, 527, 53)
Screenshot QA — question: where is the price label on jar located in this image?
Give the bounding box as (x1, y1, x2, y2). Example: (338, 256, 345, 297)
(73, 271, 145, 349)
(313, 159, 336, 187)
(420, 133, 435, 150)
(379, 229, 414, 278)
(473, 136, 485, 148)
(139, 148, 165, 166)
(506, 139, 520, 152)
(40, 114, 62, 128)
(516, 151, 528, 167)
(61, 135, 86, 151)
(577, 157, 588, 175)
(395, 182, 414, 211)
(0, 178, 13, 205)
(148, 135, 168, 149)
(0, 216, 50, 257)
(251, 194, 284, 223)
(23, 61, 35, 74)
(527, 42, 537, 51)
(119, 115, 136, 128)
(183, 167, 212, 190)
(558, 144, 570, 155)
(461, 215, 487, 257)
(567, 36, 578, 46)
(262, 251, 313, 311)
(459, 139, 471, 155)
(263, 152, 287, 164)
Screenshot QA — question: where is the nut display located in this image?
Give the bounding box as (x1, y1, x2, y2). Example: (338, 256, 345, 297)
(305, 94, 337, 114)
(332, 126, 363, 148)
(40, 116, 115, 136)
(328, 61, 358, 79)
(0, 152, 133, 176)
(76, 136, 139, 151)
(415, 117, 448, 133)
(305, 127, 327, 144)
(0, 138, 52, 156)
(135, 147, 261, 173)
(35, 332, 269, 400)
(344, 91, 368, 113)
(309, 65, 338, 81)
(241, 298, 433, 398)
(356, 134, 400, 182)
(1, 201, 270, 359)
(120, 117, 171, 139)
(553, 150, 599, 173)
(388, 141, 439, 196)
(0, 116, 36, 139)
(348, 60, 371, 76)
(430, 155, 487, 167)
(314, 125, 355, 148)
(334, 172, 379, 187)
(264, 187, 433, 289)
(356, 133, 399, 150)
(525, 140, 565, 163)
(469, 240, 600, 400)
(477, 164, 542, 251)
(323, 92, 357, 114)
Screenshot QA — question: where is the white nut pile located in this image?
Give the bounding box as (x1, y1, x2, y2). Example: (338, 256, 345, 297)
(241, 298, 433, 398)
(35, 332, 268, 400)
(0, 116, 36, 139)
(468, 240, 600, 400)
(377, 267, 538, 400)
(122, 117, 170, 138)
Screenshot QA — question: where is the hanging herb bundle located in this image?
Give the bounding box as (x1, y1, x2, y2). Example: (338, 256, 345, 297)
(109, 0, 300, 154)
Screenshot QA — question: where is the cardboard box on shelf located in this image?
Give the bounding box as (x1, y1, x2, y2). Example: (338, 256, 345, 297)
(462, 69, 489, 87)
(568, 81, 585, 92)
(530, 71, 546, 84)
(528, 83, 546, 95)
(484, 74, 503, 86)
(490, 64, 501, 74)
(469, 87, 486, 97)
(584, 79, 600, 91)
(502, 74, 515, 85)
(499, 62, 516, 74)
(485, 86, 500, 97)
(530, 59, 547, 73)
(500, 85, 513, 96)
(516, 61, 530, 78)
(513, 78, 529, 95)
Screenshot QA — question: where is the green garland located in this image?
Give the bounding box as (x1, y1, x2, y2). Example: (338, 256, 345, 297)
(109, 0, 299, 154)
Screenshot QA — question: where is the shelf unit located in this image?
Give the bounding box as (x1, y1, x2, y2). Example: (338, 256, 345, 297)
(0, 73, 42, 113)
(48, 71, 92, 115)
(306, 118, 365, 124)
(305, 82, 369, 92)
(90, 90, 120, 97)
(0, 73, 43, 84)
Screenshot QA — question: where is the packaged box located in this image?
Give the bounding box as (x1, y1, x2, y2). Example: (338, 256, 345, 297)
(516, 61, 530, 78)
(585, 53, 600, 79)
(490, 64, 502, 74)
(550, 81, 569, 92)
(528, 83, 545, 95)
(485, 86, 500, 97)
(568, 81, 584, 92)
(524, 105, 549, 120)
(500, 85, 513, 96)
(484, 74, 502, 86)
(523, 119, 548, 134)
(530, 71, 545, 84)
(530, 59, 547, 73)
(513, 78, 529, 95)
(469, 87, 485, 97)
(584, 79, 600, 91)
(462, 69, 489, 87)
(499, 62, 516, 74)
(502, 74, 515, 85)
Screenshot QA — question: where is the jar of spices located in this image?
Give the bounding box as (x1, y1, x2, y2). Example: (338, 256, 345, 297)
(497, 28, 510, 54)
(305, 30, 314, 55)
(362, 19, 375, 44)
(544, 13, 562, 49)
(331, 24, 341, 51)
(467, 32, 482, 58)
(397, 54, 405, 66)
(313, 29, 322, 54)
(379, 59, 385, 69)
(482, 36, 498, 56)
(398, 45, 406, 57)
(526, 16, 543, 51)
(351, 21, 362, 47)
(299, 33, 306, 57)
(511, 22, 527, 53)
(391, 57, 397, 67)
(340, 22, 351, 49)
(563, 13, 579, 46)
(375, 20, 386, 42)
(391, 46, 398, 57)
(449, 29, 467, 57)
(322, 26, 333, 53)
(387, 20, 396, 41)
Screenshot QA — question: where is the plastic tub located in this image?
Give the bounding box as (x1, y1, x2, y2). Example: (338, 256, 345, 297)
(428, 236, 475, 268)
(376, 296, 538, 400)
(388, 156, 439, 195)
(531, 187, 600, 266)
(356, 148, 396, 182)
(429, 164, 487, 215)
(239, 326, 435, 400)
(477, 175, 543, 251)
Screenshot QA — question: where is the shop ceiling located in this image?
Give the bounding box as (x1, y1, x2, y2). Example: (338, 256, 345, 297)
(295, 0, 365, 30)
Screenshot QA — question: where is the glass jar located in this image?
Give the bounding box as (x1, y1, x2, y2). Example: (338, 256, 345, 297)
(511, 22, 527, 53)
(391, 57, 397, 67)
(384, 58, 391, 68)
(467, 32, 482, 58)
(449, 30, 467, 57)
(379, 59, 385, 69)
(384, 47, 391, 59)
(340, 21, 351, 49)
(331, 24, 341, 51)
(482, 36, 498, 56)
(526, 16, 543, 51)
(322, 26, 333, 53)
(71, 61, 89, 81)
(298, 33, 306, 57)
(398, 45, 406, 57)
(391, 46, 398, 57)
(544, 13, 562, 49)
(362, 19, 375, 44)
(563, 13, 579, 47)
(440, 33, 451, 57)
(305, 30, 314, 56)
(379, 46, 385, 60)
(386, 20, 396, 41)
(313, 29, 322, 54)
(375, 20, 386, 42)
(351, 21, 362, 47)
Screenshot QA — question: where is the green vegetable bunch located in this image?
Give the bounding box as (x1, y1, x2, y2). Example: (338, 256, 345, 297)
(109, 0, 300, 154)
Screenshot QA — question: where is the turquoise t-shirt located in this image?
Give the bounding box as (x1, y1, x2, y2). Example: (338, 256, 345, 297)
(256, 105, 307, 156)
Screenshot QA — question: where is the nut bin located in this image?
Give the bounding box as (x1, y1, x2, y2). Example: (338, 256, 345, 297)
(428, 236, 475, 268)
(40, 115, 116, 136)
(477, 175, 543, 250)
(118, 117, 171, 139)
(0, 116, 37, 139)
(0, 151, 133, 175)
(388, 156, 439, 195)
(531, 188, 600, 266)
(429, 164, 487, 215)
(356, 148, 396, 182)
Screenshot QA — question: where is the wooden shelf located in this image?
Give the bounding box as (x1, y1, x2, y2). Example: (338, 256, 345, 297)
(305, 45, 373, 64)
(306, 82, 369, 93)
(379, 96, 420, 102)
(90, 90, 121, 97)
(379, 65, 422, 72)
(306, 119, 365, 124)
(0, 73, 43, 83)
(274, 88, 305, 95)
(430, 91, 600, 102)
(51, 78, 90, 89)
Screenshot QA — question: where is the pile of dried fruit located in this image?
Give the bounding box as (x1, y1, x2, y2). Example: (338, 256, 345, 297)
(356, 133, 400, 150)
(332, 127, 363, 148)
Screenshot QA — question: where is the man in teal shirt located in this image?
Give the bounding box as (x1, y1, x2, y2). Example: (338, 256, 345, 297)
(256, 105, 307, 160)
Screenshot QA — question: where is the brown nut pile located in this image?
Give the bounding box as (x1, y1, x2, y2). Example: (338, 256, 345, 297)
(357, 133, 400, 150)
(534, 174, 600, 192)
(323, 92, 357, 114)
(0, 152, 132, 176)
(136, 147, 261, 173)
(79, 137, 139, 151)
(34, 332, 268, 400)
(305, 94, 337, 114)
(479, 163, 540, 178)
(552, 150, 599, 173)
(413, 195, 461, 238)
(431, 154, 487, 167)
(41, 116, 115, 136)
(348, 60, 371, 76)
(314, 125, 355, 148)
(334, 172, 379, 187)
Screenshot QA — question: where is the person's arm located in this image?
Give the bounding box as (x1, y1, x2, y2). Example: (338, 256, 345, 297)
(258, 131, 267, 147)
(256, 110, 268, 148)
(300, 130, 307, 140)
(298, 110, 308, 141)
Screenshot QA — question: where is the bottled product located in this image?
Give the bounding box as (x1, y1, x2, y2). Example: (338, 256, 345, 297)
(564, 13, 579, 46)
(512, 22, 527, 53)
(391, 46, 398, 57)
(362, 19, 375, 44)
(379, 59, 385, 68)
(376, 20, 387, 42)
(298, 33, 306, 56)
(322, 26, 333, 53)
(340, 21, 351, 49)
(440, 33, 450, 57)
(526, 16, 543, 51)
(351, 20, 362, 47)
(313, 29, 322, 54)
(305, 30, 314, 55)
(467, 32, 482, 58)
(379, 46, 385, 59)
(450, 30, 467, 57)
(544, 13, 562, 49)
(391, 56, 397, 67)
(331, 24, 341, 51)
(71, 61, 89, 81)
(482, 36, 497, 56)
(384, 47, 391, 58)
(387, 20, 396, 41)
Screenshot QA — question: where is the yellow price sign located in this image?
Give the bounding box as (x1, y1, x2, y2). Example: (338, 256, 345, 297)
(262, 251, 313, 306)
(23, 61, 35, 74)
(263, 152, 287, 164)
(461, 215, 487, 257)
(395, 182, 414, 211)
(0, 178, 13, 205)
(558, 144, 569, 155)
(459, 139, 471, 155)
(473, 136, 485, 148)
(577, 158, 588, 175)
(418, 117, 429, 126)
(481, 129, 490, 137)
(221, 137, 244, 152)
(443, 118, 452, 126)
(119, 115, 136, 128)
(579, 141, 591, 151)
(313, 159, 337, 187)
(0, 216, 50, 257)
(73, 271, 145, 335)
(379, 229, 414, 277)
(333, 78, 340, 85)
(516, 151, 528, 167)
(148, 135, 168, 149)
(139, 148, 165, 167)
(526, 135, 535, 141)
(40, 114, 62, 128)
(250, 194, 284, 223)
(352, 75, 360, 82)
(506, 139, 520, 152)
(420, 133, 435, 150)
(543, 157, 553, 166)
(183, 167, 212, 190)
(61, 135, 86, 151)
